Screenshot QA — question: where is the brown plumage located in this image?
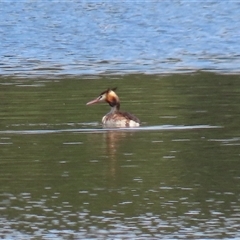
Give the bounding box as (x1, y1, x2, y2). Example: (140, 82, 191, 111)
(86, 88, 140, 128)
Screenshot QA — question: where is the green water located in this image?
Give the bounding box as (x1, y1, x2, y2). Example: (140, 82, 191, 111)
(0, 72, 240, 239)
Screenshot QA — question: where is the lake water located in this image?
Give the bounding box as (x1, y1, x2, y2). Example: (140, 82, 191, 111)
(1, 73, 240, 239)
(1, 1, 240, 240)
(1, 1, 240, 77)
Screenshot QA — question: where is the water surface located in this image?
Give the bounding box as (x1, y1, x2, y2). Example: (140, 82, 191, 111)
(1, 1, 240, 77)
(0, 73, 240, 239)
(1, 1, 240, 238)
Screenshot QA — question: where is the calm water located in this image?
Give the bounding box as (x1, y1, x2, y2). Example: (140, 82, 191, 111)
(1, 1, 240, 77)
(0, 73, 240, 239)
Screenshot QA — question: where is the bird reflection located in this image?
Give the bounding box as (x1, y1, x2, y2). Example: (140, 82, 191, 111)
(87, 129, 135, 180)
(102, 130, 128, 179)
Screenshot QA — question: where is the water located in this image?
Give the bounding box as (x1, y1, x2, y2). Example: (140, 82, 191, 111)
(0, 73, 240, 239)
(1, 1, 240, 77)
(1, 1, 240, 239)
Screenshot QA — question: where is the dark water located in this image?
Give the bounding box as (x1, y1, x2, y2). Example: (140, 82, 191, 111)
(1, 1, 240, 77)
(1, 73, 240, 239)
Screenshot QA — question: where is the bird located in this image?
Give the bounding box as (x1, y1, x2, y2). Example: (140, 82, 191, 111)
(86, 88, 140, 128)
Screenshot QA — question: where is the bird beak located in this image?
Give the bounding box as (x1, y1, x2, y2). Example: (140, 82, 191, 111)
(86, 97, 100, 105)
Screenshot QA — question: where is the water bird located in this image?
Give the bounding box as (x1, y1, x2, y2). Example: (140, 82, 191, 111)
(86, 88, 140, 128)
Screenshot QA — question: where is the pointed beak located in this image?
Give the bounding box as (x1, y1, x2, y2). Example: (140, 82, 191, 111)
(86, 97, 100, 105)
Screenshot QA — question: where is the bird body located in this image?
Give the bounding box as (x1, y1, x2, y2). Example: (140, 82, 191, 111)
(86, 88, 140, 128)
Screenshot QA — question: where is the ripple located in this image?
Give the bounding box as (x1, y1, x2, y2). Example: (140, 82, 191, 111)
(1, 1, 240, 77)
(0, 125, 221, 135)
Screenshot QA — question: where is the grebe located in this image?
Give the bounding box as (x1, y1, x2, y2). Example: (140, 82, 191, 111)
(86, 88, 140, 128)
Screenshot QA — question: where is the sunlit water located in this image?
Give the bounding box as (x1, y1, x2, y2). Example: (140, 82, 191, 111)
(1, 1, 240, 77)
(1, 73, 240, 239)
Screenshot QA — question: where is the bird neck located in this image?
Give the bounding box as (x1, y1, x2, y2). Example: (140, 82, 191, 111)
(110, 102, 120, 113)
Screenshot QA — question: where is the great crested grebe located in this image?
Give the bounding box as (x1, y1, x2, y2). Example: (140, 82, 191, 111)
(86, 88, 140, 128)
